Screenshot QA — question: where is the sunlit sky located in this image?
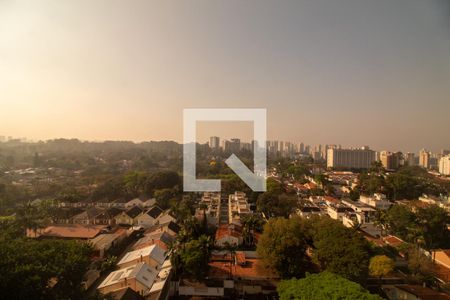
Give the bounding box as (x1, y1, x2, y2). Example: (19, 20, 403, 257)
(1, 0, 449, 152)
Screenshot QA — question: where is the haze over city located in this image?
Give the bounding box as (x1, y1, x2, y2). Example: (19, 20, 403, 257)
(1, 0, 449, 152)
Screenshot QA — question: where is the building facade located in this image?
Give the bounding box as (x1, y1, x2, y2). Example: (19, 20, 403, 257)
(327, 147, 376, 169)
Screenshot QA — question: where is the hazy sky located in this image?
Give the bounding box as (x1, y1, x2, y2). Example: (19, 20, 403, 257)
(1, 0, 449, 152)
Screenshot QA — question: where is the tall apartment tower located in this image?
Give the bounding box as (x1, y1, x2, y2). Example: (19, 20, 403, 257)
(405, 152, 415, 166)
(419, 149, 430, 169)
(209, 136, 220, 149)
(439, 155, 450, 175)
(380, 151, 401, 170)
(327, 147, 376, 169)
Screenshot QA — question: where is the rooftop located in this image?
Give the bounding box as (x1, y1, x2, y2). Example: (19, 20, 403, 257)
(118, 245, 166, 266)
(30, 224, 106, 239)
(98, 262, 158, 290)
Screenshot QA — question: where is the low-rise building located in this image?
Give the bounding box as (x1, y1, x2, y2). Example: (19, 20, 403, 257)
(98, 262, 158, 296)
(115, 206, 143, 226)
(382, 284, 450, 300)
(296, 206, 322, 218)
(117, 245, 166, 269)
(132, 231, 174, 251)
(229, 191, 252, 225)
(327, 205, 354, 221)
(136, 206, 163, 228)
(215, 224, 243, 247)
(195, 192, 221, 226)
(29, 224, 106, 240)
(89, 228, 127, 257)
(359, 193, 391, 210)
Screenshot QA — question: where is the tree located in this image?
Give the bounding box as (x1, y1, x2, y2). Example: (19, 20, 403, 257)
(0, 237, 93, 299)
(385, 205, 416, 240)
(15, 201, 50, 237)
(257, 217, 310, 278)
(277, 272, 382, 300)
(241, 214, 265, 247)
(369, 255, 394, 279)
(407, 247, 433, 282)
(308, 216, 371, 283)
(416, 205, 450, 249)
(179, 235, 212, 280)
(257, 192, 297, 218)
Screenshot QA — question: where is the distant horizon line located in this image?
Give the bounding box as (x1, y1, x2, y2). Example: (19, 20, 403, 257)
(0, 135, 447, 155)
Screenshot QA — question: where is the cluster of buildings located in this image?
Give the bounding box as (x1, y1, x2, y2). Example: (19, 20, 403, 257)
(195, 192, 253, 248)
(209, 136, 450, 175)
(190, 191, 278, 298)
(209, 136, 341, 159)
(28, 197, 181, 299)
(97, 219, 179, 299)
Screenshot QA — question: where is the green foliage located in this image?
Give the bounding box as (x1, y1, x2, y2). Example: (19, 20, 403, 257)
(154, 188, 178, 209)
(277, 272, 382, 300)
(369, 255, 395, 278)
(257, 217, 310, 278)
(0, 236, 93, 299)
(286, 164, 311, 180)
(308, 216, 371, 283)
(385, 205, 416, 240)
(385, 204, 449, 249)
(416, 205, 449, 249)
(257, 192, 297, 218)
(178, 235, 212, 280)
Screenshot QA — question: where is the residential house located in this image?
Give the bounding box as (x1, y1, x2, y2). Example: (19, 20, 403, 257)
(90, 228, 127, 257)
(71, 207, 104, 225)
(117, 245, 166, 269)
(136, 206, 163, 228)
(156, 211, 176, 225)
(359, 193, 391, 210)
(98, 262, 158, 296)
(132, 231, 174, 251)
(296, 206, 322, 218)
(125, 198, 145, 209)
(94, 207, 124, 226)
(115, 207, 143, 226)
(341, 199, 377, 223)
(327, 205, 354, 221)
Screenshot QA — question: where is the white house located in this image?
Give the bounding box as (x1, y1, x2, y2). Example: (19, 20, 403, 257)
(98, 262, 158, 296)
(117, 245, 166, 269)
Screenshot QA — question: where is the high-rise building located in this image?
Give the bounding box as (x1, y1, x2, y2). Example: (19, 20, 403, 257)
(300, 142, 305, 153)
(405, 152, 415, 166)
(380, 151, 402, 170)
(439, 155, 450, 175)
(419, 149, 430, 169)
(225, 138, 241, 153)
(327, 147, 376, 169)
(209, 136, 220, 149)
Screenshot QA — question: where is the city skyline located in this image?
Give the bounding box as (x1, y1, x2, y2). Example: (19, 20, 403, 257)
(1, 1, 449, 151)
(1, 132, 448, 156)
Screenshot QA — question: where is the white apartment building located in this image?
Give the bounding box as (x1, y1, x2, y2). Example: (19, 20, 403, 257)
(327, 147, 376, 169)
(228, 191, 251, 225)
(359, 193, 391, 210)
